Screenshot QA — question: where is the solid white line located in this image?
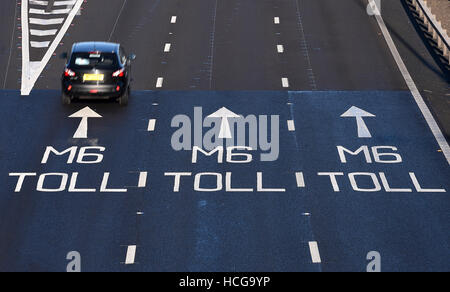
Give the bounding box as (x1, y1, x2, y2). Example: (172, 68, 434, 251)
(277, 45, 284, 53)
(138, 172, 148, 188)
(156, 77, 164, 88)
(21, 0, 30, 95)
(309, 241, 322, 264)
(287, 120, 296, 131)
(171, 16, 177, 23)
(296, 172, 305, 188)
(274, 17, 280, 24)
(125, 245, 137, 265)
(282, 78, 289, 88)
(369, 0, 450, 164)
(164, 43, 171, 52)
(147, 119, 156, 131)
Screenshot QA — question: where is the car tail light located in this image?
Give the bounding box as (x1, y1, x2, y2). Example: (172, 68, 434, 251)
(112, 68, 125, 77)
(116, 86, 121, 92)
(67, 85, 72, 91)
(64, 68, 75, 77)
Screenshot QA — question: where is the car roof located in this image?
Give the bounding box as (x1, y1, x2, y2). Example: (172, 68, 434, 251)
(72, 42, 119, 54)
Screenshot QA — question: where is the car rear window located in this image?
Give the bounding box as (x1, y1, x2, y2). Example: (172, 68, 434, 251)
(70, 52, 118, 69)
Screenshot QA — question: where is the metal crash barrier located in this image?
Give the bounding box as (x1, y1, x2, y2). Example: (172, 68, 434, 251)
(409, 0, 450, 65)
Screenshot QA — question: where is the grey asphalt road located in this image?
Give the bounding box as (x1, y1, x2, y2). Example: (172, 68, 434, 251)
(0, 0, 448, 272)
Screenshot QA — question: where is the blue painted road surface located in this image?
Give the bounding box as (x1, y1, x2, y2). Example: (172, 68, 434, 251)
(0, 90, 448, 272)
(0, 0, 449, 273)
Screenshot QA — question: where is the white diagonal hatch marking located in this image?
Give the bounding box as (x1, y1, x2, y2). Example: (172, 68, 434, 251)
(21, 0, 84, 96)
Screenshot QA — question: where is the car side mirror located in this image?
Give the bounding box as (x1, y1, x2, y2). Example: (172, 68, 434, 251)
(60, 52, 68, 60)
(128, 54, 136, 61)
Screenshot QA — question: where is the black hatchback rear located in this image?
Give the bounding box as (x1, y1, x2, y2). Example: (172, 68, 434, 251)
(61, 42, 135, 106)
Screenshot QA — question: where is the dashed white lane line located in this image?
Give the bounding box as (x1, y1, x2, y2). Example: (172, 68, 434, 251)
(282, 78, 290, 88)
(369, 0, 450, 164)
(171, 16, 177, 23)
(274, 17, 280, 24)
(295, 172, 305, 188)
(138, 172, 148, 188)
(287, 120, 296, 131)
(156, 77, 164, 88)
(277, 45, 284, 53)
(125, 245, 137, 265)
(164, 43, 171, 53)
(309, 241, 322, 264)
(147, 119, 156, 132)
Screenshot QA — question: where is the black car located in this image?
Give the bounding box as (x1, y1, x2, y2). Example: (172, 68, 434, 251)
(61, 42, 136, 105)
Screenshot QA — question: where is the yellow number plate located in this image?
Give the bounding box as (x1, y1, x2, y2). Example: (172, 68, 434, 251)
(83, 74, 104, 82)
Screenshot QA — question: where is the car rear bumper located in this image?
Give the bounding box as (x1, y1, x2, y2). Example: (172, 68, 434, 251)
(62, 82, 126, 98)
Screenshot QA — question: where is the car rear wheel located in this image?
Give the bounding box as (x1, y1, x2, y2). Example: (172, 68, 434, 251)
(62, 92, 71, 105)
(119, 87, 129, 106)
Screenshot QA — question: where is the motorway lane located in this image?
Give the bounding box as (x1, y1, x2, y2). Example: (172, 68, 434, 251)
(301, 0, 406, 90)
(34, 0, 166, 90)
(211, 0, 297, 90)
(0, 91, 140, 271)
(0, 0, 448, 272)
(1, 0, 410, 91)
(290, 91, 450, 271)
(135, 91, 318, 272)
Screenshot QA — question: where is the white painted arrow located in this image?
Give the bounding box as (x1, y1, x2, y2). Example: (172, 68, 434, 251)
(341, 106, 376, 138)
(207, 107, 240, 139)
(69, 107, 102, 139)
